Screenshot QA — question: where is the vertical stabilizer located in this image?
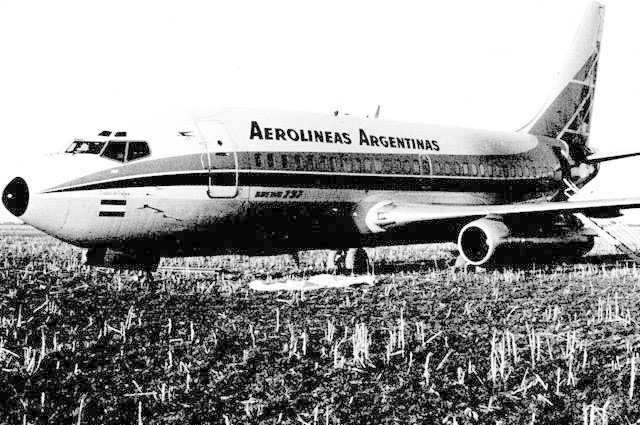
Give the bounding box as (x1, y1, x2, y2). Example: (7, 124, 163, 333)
(522, 2, 605, 161)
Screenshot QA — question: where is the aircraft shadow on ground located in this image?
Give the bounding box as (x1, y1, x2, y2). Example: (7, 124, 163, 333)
(369, 253, 636, 275)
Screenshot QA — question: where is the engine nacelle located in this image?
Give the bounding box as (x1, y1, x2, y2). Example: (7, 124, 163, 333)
(458, 218, 510, 266)
(83, 247, 159, 271)
(458, 217, 595, 266)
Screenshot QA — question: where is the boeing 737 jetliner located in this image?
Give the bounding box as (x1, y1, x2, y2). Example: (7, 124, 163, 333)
(3, 2, 640, 274)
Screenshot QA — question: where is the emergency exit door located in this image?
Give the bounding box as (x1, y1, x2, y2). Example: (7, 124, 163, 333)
(195, 120, 239, 198)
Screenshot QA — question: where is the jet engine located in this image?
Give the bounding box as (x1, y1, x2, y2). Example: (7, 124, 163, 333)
(83, 247, 159, 271)
(457, 217, 595, 266)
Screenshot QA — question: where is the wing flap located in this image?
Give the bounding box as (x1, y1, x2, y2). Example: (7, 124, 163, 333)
(366, 198, 640, 233)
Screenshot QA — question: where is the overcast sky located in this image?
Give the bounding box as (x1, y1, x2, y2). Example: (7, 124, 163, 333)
(0, 0, 639, 222)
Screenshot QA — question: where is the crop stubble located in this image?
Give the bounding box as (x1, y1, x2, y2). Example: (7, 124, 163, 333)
(0, 225, 640, 424)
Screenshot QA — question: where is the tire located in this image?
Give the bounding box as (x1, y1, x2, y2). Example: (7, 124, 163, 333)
(327, 250, 346, 273)
(345, 248, 369, 275)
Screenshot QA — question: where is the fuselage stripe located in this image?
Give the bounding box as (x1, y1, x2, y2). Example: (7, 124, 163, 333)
(100, 199, 127, 205)
(43, 169, 561, 198)
(98, 211, 125, 217)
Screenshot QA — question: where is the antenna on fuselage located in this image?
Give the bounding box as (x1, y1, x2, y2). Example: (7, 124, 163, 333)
(374, 105, 380, 119)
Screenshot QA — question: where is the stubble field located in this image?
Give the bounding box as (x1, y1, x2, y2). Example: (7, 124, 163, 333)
(1, 224, 640, 424)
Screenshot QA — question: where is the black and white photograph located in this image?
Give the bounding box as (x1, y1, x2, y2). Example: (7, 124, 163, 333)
(1, 0, 640, 423)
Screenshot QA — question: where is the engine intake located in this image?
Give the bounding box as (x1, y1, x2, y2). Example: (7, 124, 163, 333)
(458, 218, 510, 265)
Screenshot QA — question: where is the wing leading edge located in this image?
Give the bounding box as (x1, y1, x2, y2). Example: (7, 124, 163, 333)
(365, 198, 640, 233)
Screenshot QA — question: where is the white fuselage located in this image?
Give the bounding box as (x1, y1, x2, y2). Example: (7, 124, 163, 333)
(8, 108, 567, 256)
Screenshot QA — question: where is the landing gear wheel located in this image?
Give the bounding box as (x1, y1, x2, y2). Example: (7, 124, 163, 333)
(345, 248, 369, 275)
(327, 250, 346, 273)
(139, 269, 158, 293)
(289, 251, 301, 268)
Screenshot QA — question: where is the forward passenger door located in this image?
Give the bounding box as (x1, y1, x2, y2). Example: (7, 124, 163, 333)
(195, 120, 239, 198)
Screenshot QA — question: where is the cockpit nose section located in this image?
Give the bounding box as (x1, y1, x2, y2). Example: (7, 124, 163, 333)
(2, 177, 29, 217)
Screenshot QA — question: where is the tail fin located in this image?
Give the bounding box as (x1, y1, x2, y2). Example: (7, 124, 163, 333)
(522, 2, 605, 160)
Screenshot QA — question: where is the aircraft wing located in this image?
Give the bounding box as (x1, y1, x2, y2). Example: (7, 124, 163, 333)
(366, 198, 640, 233)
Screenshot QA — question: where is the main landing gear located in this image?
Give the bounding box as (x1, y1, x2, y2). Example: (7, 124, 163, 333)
(327, 248, 369, 275)
(138, 269, 159, 292)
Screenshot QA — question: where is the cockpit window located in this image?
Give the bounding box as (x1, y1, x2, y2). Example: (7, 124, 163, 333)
(66, 139, 150, 162)
(65, 141, 105, 154)
(101, 141, 127, 162)
(98, 140, 151, 163)
(127, 141, 150, 161)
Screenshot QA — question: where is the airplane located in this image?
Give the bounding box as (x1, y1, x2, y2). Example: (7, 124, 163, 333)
(3, 2, 640, 279)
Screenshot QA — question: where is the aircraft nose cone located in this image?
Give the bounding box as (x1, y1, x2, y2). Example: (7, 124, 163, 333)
(2, 177, 29, 217)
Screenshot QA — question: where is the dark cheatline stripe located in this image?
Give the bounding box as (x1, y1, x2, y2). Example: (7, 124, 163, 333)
(47, 170, 560, 196)
(51, 173, 208, 192)
(99, 211, 125, 217)
(44, 144, 551, 194)
(101, 199, 127, 205)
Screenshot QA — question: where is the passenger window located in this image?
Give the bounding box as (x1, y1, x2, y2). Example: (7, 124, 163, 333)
(479, 164, 485, 176)
(330, 157, 338, 172)
(383, 159, 392, 173)
(375, 159, 383, 173)
(462, 163, 469, 175)
(254, 153, 262, 167)
(403, 160, 411, 174)
(319, 156, 327, 171)
(471, 163, 478, 176)
(394, 158, 402, 173)
(344, 158, 353, 172)
(517, 165, 523, 177)
(354, 158, 362, 172)
(434, 162, 441, 175)
(486, 164, 493, 177)
(267, 153, 274, 168)
(281, 155, 289, 169)
(295, 154, 303, 170)
(127, 142, 150, 161)
(444, 162, 451, 175)
(421, 159, 430, 175)
(509, 166, 516, 178)
(101, 141, 127, 162)
(306, 155, 314, 171)
(412, 160, 420, 174)
(364, 158, 373, 173)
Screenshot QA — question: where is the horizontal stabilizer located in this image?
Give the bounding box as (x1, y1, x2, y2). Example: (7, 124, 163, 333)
(366, 198, 640, 233)
(586, 149, 640, 163)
